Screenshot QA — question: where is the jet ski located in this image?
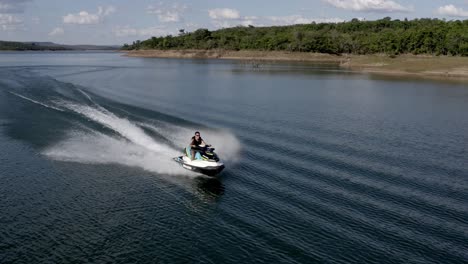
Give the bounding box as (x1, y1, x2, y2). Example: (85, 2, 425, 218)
(173, 145, 225, 176)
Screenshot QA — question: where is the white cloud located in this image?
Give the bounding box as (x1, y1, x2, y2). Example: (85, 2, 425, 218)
(63, 6, 116, 25)
(0, 0, 32, 13)
(179, 22, 200, 32)
(0, 0, 29, 30)
(31, 17, 40, 24)
(324, 0, 411, 12)
(436, 4, 468, 17)
(215, 15, 344, 28)
(0, 13, 21, 24)
(267, 15, 345, 25)
(212, 18, 260, 28)
(113, 26, 170, 38)
(100, 6, 116, 16)
(208, 8, 260, 28)
(48, 27, 64, 36)
(211, 20, 236, 28)
(63, 11, 99, 24)
(208, 8, 240, 19)
(0, 13, 22, 30)
(239, 19, 256, 26)
(209, 9, 344, 29)
(160, 11, 180, 22)
(244, 16, 259, 20)
(147, 3, 188, 23)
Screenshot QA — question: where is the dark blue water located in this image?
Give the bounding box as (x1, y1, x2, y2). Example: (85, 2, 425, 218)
(0, 51, 467, 264)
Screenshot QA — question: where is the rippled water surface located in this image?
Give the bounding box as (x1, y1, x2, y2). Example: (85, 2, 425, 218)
(0, 52, 467, 264)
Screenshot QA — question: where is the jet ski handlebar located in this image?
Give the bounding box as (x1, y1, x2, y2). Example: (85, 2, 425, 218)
(192, 145, 214, 151)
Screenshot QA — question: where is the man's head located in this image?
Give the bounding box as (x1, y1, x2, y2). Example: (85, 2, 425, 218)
(195, 131, 200, 138)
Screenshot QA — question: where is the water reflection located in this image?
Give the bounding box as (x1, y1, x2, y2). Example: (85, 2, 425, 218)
(193, 176, 225, 202)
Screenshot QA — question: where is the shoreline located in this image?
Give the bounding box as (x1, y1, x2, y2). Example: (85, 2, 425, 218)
(125, 49, 468, 81)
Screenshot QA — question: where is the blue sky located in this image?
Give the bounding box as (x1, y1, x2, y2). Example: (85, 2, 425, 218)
(1, 0, 467, 45)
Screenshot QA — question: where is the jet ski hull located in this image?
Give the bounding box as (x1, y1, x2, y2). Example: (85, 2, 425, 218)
(174, 156, 225, 176)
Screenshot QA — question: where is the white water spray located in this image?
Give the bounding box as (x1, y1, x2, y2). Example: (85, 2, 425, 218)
(139, 122, 242, 163)
(45, 100, 241, 175)
(44, 130, 188, 175)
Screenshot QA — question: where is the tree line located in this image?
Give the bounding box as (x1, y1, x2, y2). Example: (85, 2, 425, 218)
(0, 41, 119, 51)
(0, 41, 69, 51)
(123, 17, 468, 56)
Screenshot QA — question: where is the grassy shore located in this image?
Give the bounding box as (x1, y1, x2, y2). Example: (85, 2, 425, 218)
(125, 49, 468, 81)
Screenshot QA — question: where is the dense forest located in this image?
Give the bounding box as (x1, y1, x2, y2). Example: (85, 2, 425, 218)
(124, 17, 468, 56)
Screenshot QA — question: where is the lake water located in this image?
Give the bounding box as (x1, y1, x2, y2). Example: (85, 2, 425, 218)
(0, 51, 467, 264)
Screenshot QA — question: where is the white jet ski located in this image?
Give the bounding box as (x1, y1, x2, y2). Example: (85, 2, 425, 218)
(173, 145, 225, 176)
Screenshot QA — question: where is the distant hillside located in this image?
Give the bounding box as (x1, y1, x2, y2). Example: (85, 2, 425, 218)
(0, 41, 120, 51)
(125, 17, 468, 56)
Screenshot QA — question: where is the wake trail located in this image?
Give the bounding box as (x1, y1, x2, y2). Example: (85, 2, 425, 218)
(39, 94, 240, 176)
(45, 100, 191, 175)
(56, 100, 177, 156)
(76, 88, 97, 105)
(44, 130, 188, 175)
(3, 69, 242, 177)
(8, 91, 65, 112)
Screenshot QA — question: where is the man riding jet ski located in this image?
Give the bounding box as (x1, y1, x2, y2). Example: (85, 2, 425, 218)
(173, 131, 225, 176)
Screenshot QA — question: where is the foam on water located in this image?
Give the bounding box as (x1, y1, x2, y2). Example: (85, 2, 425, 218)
(44, 100, 241, 175)
(139, 122, 242, 164)
(44, 130, 188, 175)
(57, 100, 176, 155)
(3, 70, 241, 176)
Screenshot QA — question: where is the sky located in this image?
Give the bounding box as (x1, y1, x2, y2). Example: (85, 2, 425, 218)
(1, 0, 468, 45)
